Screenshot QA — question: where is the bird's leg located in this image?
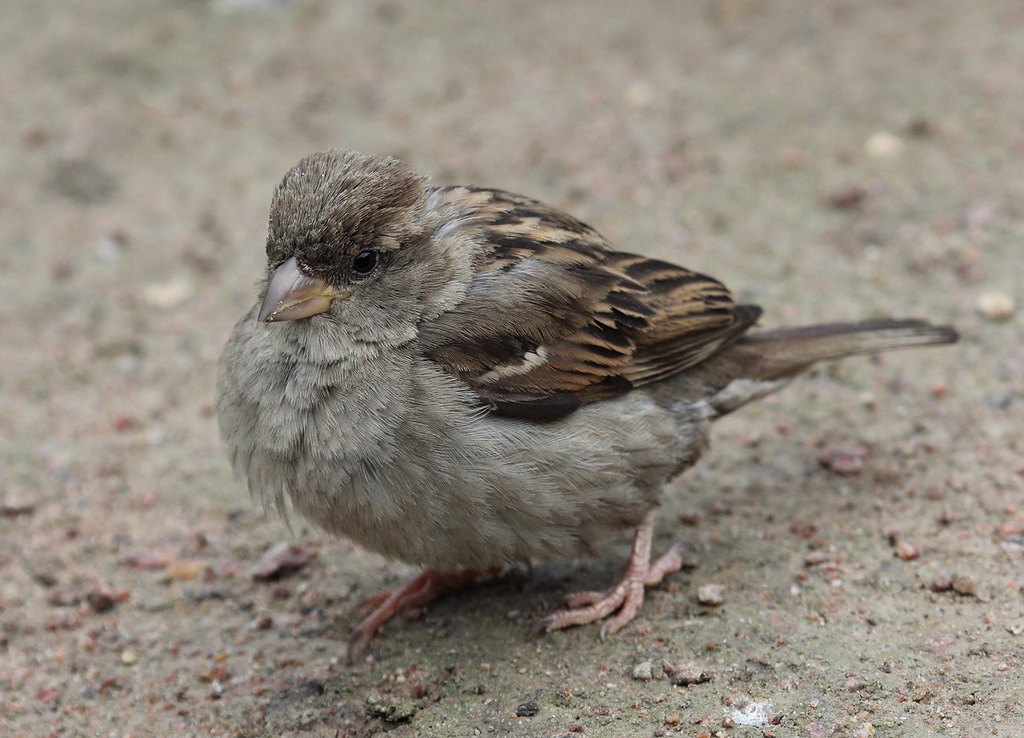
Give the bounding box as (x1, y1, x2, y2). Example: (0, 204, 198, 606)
(348, 567, 502, 659)
(532, 512, 683, 638)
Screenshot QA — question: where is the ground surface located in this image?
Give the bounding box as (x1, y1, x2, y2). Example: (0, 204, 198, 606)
(2, 2, 1022, 736)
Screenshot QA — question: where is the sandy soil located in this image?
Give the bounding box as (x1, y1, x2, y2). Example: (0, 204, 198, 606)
(2, 2, 1022, 736)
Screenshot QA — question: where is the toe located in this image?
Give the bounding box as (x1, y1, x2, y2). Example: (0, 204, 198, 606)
(645, 542, 685, 586)
(598, 581, 645, 638)
(558, 589, 606, 608)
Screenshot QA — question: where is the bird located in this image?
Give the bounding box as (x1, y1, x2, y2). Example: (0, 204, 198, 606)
(215, 149, 957, 657)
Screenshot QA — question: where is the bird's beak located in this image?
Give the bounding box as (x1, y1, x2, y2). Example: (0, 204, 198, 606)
(257, 256, 349, 322)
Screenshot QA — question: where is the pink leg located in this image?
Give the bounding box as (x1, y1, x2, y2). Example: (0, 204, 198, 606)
(348, 568, 501, 659)
(532, 513, 682, 638)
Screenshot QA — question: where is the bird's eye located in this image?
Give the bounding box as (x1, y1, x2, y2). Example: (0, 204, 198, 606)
(350, 250, 379, 277)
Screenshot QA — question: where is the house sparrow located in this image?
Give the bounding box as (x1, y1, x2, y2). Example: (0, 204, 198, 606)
(216, 149, 957, 656)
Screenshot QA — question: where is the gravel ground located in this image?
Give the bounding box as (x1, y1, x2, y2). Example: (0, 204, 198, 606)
(2, 2, 1022, 736)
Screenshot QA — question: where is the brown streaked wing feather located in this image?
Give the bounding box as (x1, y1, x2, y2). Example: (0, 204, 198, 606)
(612, 251, 762, 385)
(418, 186, 761, 420)
(419, 186, 621, 376)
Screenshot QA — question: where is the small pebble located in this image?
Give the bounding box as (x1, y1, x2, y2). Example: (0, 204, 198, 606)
(950, 573, 977, 596)
(826, 185, 867, 210)
(907, 116, 936, 137)
(894, 541, 919, 560)
(364, 695, 418, 722)
(164, 559, 202, 581)
(865, 131, 903, 158)
(47, 588, 83, 607)
(818, 444, 869, 476)
(141, 277, 193, 309)
(86, 590, 117, 613)
(804, 550, 834, 567)
(515, 699, 539, 717)
(251, 542, 318, 581)
(120, 649, 137, 665)
(697, 583, 726, 606)
(677, 509, 701, 526)
(854, 722, 876, 738)
(662, 659, 713, 685)
(976, 291, 1016, 322)
(1, 501, 36, 518)
(632, 660, 654, 681)
(136, 593, 174, 612)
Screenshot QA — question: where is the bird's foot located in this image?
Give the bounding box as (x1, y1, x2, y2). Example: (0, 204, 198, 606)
(532, 514, 683, 637)
(348, 567, 501, 659)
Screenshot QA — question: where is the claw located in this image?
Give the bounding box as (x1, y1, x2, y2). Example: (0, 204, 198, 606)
(347, 567, 503, 660)
(532, 514, 684, 637)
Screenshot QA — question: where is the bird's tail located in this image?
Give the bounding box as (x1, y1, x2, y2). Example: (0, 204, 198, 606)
(697, 319, 958, 415)
(739, 319, 958, 378)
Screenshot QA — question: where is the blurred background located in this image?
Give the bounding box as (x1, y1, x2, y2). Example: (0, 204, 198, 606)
(1, 2, 1021, 736)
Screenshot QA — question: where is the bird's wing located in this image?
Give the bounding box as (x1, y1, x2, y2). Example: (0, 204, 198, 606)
(418, 186, 761, 420)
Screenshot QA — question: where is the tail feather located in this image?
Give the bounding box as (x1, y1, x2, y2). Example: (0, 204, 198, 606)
(665, 318, 959, 416)
(739, 319, 959, 379)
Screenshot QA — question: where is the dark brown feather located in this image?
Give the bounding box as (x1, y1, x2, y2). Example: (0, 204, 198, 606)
(418, 187, 761, 419)
(644, 318, 960, 416)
